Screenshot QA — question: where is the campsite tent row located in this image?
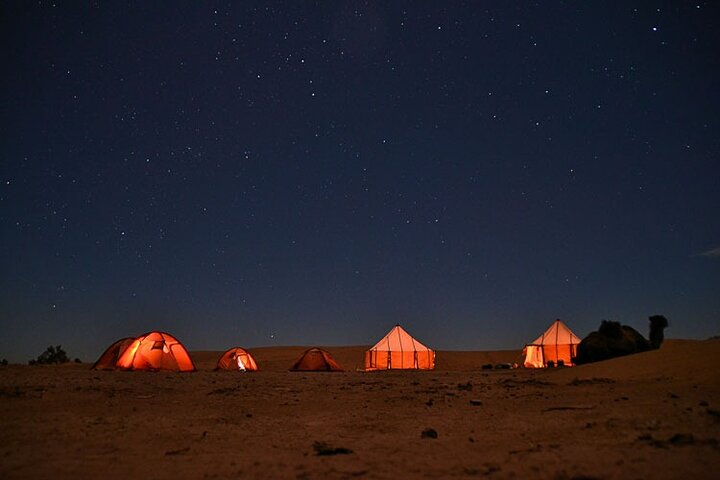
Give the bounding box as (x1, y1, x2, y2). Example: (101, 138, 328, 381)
(92, 320, 581, 372)
(92, 325, 434, 372)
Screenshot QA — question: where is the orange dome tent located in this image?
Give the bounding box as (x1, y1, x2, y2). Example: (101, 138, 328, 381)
(289, 347, 343, 372)
(91, 337, 135, 370)
(116, 331, 196, 372)
(522, 319, 581, 368)
(215, 347, 259, 371)
(364, 324, 435, 371)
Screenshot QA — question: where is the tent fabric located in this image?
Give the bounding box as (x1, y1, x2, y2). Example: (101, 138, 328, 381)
(522, 319, 581, 368)
(289, 347, 343, 372)
(215, 347, 259, 371)
(116, 331, 196, 372)
(364, 324, 435, 370)
(91, 337, 136, 370)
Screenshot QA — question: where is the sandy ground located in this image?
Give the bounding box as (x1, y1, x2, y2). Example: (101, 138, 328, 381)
(1, 340, 719, 479)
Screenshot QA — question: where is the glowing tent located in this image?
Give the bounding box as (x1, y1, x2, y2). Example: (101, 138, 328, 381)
(116, 331, 196, 372)
(289, 347, 343, 372)
(364, 324, 435, 371)
(215, 347, 259, 371)
(91, 337, 135, 370)
(522, 319, 581, 368)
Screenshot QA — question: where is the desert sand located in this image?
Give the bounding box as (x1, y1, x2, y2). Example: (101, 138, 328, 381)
(1, 339, 719, 479)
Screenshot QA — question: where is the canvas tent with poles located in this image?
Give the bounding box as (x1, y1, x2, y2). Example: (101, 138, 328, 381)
(364, 324, 435, 371)
(522, 319, 581, 368)
(215, 347, 259, 371)
(115, 331, 196, 372)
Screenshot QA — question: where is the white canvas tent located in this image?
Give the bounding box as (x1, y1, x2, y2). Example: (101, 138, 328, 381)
(364, 324, 435, 370)
(523, 319, 581, 368)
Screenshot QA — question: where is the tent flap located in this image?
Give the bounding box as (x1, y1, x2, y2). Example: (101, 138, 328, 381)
(216, 347, 259, 371)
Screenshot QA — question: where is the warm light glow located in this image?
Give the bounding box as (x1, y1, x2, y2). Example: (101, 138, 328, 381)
(115, 332, 196, 371)
(523, 319, 580, 368)
(215, 347, 259, 371)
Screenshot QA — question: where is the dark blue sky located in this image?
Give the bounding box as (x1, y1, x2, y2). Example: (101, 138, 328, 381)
(1, 1, 719, 362)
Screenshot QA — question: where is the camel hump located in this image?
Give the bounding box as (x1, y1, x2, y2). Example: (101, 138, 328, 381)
(598, 320, 623, 338)
(622, 325, 651, 351)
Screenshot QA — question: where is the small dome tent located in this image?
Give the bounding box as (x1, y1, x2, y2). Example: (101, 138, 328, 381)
(364, 324, 435, 371)
(116, 331, 196, 372)
(522, 319, 581, 368)
(215, 347, 259, 371)
(289, 347, 343, 372)
(91, 337, 135, 370)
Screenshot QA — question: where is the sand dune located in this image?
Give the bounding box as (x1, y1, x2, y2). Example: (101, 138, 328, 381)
(1, 339, 718, 479)
(554, 339, 720, 385)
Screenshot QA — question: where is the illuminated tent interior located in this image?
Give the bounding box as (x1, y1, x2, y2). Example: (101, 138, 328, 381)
(115, 331, 196, 372)
(215, 347, 259, 371)
(522, 319, 581, 368)
(289, 347, 343, 372)
(91, 337, 136, 370)
(364, 324, 435, 371)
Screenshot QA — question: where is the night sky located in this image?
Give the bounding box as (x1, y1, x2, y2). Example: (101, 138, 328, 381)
(2, 2, 719, 362)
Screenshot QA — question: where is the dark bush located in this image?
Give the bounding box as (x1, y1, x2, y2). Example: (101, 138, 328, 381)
(31, 345, 70, 365)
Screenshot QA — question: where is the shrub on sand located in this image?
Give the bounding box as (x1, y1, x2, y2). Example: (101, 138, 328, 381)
(29, 345, 70, 365)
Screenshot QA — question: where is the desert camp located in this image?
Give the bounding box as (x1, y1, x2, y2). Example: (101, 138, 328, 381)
(84, 317, 670, 373)
(3, 314, 720, 480)
(4, 1, 719, 478)
(3, 334, 720, 479)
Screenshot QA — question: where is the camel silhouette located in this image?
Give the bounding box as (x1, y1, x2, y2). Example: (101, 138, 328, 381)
(574, 315, 669, 365)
